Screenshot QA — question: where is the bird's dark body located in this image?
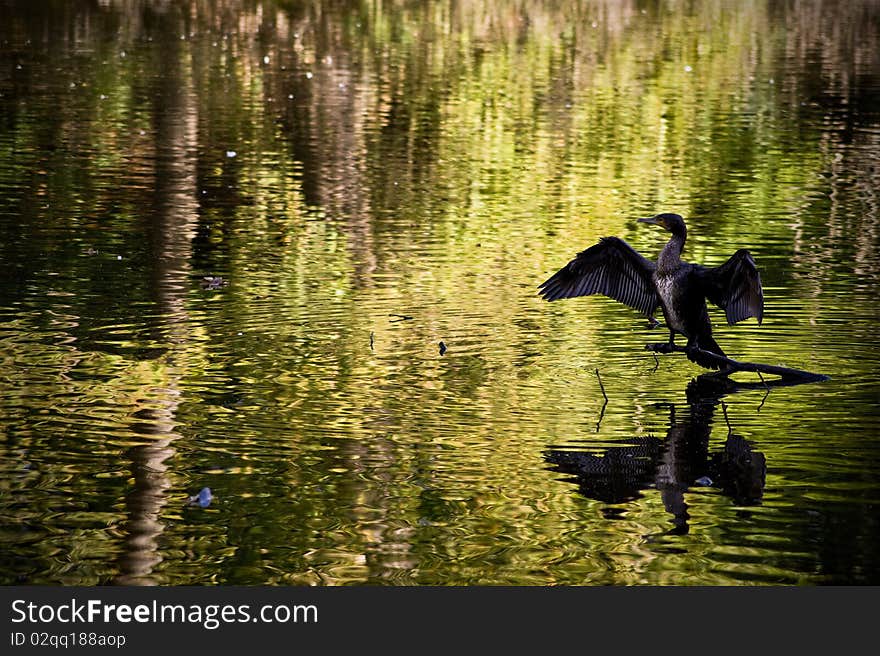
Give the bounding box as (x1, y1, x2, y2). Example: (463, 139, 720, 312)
(538, 213, 763, 370)
(654, 265, 725, 358)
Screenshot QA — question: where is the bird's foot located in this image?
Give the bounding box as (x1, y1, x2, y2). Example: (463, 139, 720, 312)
(645, 342, 675, 353)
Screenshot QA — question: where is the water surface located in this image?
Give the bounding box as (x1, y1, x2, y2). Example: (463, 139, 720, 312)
(0, 0, 878, 585)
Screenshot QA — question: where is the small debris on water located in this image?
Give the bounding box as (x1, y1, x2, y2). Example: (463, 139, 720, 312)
(188, 487, 213, 508)
(226, 150, 237, 158)
(201, 276, 228, 290)
(694, 476, 713, 487)
(439, 341, 447, 355)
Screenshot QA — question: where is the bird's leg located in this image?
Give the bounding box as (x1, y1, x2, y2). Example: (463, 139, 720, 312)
(646, 331, 676, 354)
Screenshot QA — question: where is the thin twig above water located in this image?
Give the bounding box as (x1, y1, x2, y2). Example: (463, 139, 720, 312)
(594, 368, 609, 432)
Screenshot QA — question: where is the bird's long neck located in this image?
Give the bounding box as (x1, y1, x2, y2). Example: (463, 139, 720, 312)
(657, 229, 686, 274)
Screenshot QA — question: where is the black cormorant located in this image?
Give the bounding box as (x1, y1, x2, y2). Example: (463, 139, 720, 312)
(538, 213, 764, 369)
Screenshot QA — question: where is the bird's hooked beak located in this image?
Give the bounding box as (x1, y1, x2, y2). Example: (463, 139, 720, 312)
(638, 216, 659, 225)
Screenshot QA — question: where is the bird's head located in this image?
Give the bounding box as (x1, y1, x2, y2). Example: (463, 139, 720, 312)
(638, 213, 687, 237)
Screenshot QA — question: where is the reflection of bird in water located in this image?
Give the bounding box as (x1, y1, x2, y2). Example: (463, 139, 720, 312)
(545, 424, 766, 533)
(539, 213, 764, 369)
(545, 377, 767, 534)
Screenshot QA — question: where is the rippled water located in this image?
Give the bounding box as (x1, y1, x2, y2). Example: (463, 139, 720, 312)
(0, 0, 878, 585)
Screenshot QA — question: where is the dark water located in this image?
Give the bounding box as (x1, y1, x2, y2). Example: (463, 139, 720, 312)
(0, 0, 878, 585)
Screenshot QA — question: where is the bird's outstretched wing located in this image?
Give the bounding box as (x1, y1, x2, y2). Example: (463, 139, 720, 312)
(697, 249, 764, 325)
(538, 237, 659, 317)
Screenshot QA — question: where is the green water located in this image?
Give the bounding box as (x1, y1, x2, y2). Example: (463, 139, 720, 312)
(0, 0, 878, 585)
